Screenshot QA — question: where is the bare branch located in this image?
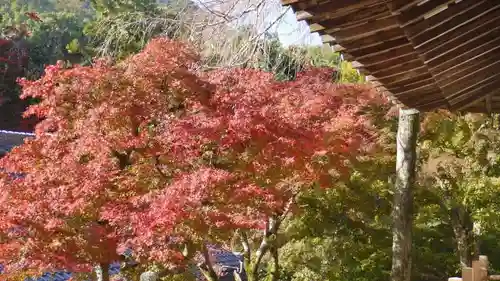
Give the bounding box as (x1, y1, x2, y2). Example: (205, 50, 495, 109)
(88, 0, 315, 69)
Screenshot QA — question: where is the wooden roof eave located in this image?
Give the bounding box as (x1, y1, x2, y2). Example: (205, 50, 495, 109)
(283, 0, 500, 113)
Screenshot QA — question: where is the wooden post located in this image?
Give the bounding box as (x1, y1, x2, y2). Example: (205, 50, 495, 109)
(391, 108, 419, 281)
(457, 256, 489, 281)
(463, 267, 473, 281)
(473, 256, 488, 281)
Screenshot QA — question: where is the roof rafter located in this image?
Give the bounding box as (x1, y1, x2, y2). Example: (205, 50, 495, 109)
(283, 0, 500, 113)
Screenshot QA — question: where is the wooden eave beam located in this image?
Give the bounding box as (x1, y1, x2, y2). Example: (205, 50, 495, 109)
(459, 104, 500, 114)
(423, 15, 500, 61)
(397, 0, 456, 27)
(394, 84, 442, 99)
(448, 72, 500, 106)
(284, 0, 500, 113)
(458, 98, 488, 113)
(375, 67, 432, 86)
(452, 78, 500, 110)
(411, 91, 446, 105)
(387, 0, 420, 13)
(351, 44, 414, 65)
(429, 35, 500, 75)
(296, 10, 312, 21)
(372, 63, 429, 81)
(405, 0, 489, 38)
(370, 59, 422, 78)
(325, 16, 399, 41)
(416, 98, 450, 112)
(320, 34, 336, 44)
(383, 72, 434, 90)
(348, 37, 408, 58)
(309, 23, 325, 32)
(424, 25, 500, 65)
(386, 0, 450, 109)
(396, 91, 447, 110)
(417, 5, 500, 55)
(312, 4, 390, 29)
(298, 0, 385, 17)
(361, 52, 420, 69)
(435, 50, 500, 86)
(440, 60, 500, 96)
(281, 0, 301, 5)
(387, 77, 436, 93)
(392, 83, 437, 98)
(410, 0, 500, 47)
(332, 27, 403, 49)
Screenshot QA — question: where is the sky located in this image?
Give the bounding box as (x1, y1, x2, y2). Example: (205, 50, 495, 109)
(193, 0, 323, 47)
(274, 7, 322, 47)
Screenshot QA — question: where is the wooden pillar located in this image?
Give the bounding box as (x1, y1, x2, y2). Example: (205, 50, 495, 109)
(391, 108, 419, 281)
(463, 267, 474, 281)
(473, 256, 489, 281)
(450, 256, 490, 281)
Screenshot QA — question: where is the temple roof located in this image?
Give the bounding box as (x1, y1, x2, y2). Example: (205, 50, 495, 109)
(0, 130, 33, 155)
(282, 0, 500, 113)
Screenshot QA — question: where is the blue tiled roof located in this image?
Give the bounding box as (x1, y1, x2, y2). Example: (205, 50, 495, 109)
(0, 263, 121, 281)
(0, 130, 34, 154)
(214, 252, 243, 268)
(15, 252, 244, 281)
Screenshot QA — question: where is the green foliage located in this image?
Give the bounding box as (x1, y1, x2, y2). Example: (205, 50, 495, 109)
(89, 0, 157, 16)
(304, 46, 365, 83)
(255, 38, 304, 81)
(83, 0, 183, 60)
(420, 112, 500, 227)
(277, 108, 500, 281)
(25, 11, 88, 78)
(280, 186, 393, 281)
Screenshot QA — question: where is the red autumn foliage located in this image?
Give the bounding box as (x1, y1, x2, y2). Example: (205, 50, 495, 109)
(24, 12, 42, 22)
(0, 38, 388, 275)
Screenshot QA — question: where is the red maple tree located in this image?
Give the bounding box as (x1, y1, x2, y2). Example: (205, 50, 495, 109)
(0, 38, 388, 280)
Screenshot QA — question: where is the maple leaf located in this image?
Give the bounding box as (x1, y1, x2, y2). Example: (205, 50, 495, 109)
(0, 37, 389, 276)
(24, 12, 42, 22)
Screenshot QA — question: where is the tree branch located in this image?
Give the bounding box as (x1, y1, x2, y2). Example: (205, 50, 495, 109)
(153, 155, 169, 179)
(198, 244, 219, 281)
(270, 246, 279, 281)
(240, 230, 251, 261)
(250, 216, 280, 281)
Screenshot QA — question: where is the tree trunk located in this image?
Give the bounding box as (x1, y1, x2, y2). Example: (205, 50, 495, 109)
(199, 244, 219, 281)
(391, 108, 419, 281)
(473, 222, 481, 261)
(269, 246, 279, 281)
(140, 271, 160, 281)
(450, 205, 475, 267)
(95, 263, 110, 281)
(246, 216, 280, 281)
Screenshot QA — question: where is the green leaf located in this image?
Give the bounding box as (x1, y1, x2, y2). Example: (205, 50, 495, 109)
(66, 38, 80, 54)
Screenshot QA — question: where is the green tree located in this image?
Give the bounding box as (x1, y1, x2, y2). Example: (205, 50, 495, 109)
(304, 45, 364, 83)
(419, 112, 500, 269)
(25, 12, 88, 79)
(83, 0, 185, 60)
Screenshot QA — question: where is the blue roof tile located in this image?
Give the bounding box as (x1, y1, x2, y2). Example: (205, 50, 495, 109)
(0, 130, 33, 154)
